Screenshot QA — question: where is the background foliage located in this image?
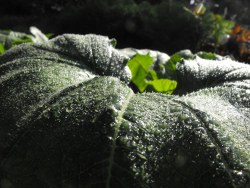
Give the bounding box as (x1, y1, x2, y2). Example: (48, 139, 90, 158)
(0, 0, 249, 57)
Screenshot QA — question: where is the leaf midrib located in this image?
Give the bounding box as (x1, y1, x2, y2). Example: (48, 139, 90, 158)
(106, 90, 134, 188)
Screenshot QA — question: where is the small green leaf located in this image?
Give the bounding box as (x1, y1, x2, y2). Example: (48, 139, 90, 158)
(147, 79, 177, 94)
(23, 35, 33, 40)
(127, 53, 154, 92)
(168, 54, 182, 64)
(45, 33, 53, 39)
(197, 52, 215, 60)
(175, 50, 194, 59)
(11, 37, 33, 45)
(0, 42, 5, 54)
(110, 38, 117, 47)
(165, 54, 181, 80)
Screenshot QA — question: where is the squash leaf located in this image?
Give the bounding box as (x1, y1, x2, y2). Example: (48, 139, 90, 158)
(0, 33, 250, 188)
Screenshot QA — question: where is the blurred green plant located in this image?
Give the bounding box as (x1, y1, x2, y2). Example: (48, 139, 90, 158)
(199, 13, 235, 52)
(53, 1, 205, 54)
(59, 1, 234, 55)
(0, 27, 52, 54)
(11, 35, 34, 47)
(0, 0, 236, 56)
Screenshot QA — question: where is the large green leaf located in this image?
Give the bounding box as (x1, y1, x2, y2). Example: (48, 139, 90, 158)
(0, 34, 249, 187)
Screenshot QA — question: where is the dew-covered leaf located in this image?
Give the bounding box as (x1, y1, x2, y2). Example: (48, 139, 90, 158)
(29, 26, 48, 43)
(0, 34, 249, 188)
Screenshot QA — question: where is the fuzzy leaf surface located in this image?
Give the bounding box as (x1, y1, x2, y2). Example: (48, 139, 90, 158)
(0, 34, 249, 188)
